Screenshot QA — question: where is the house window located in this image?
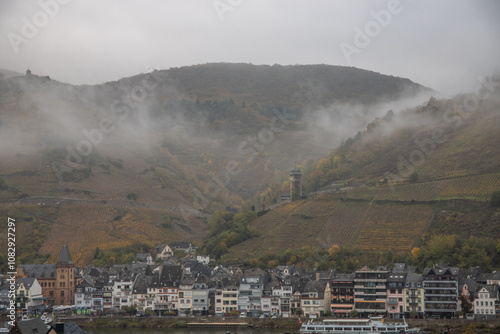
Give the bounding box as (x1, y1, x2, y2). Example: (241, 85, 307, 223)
(61, 291, 65, 297)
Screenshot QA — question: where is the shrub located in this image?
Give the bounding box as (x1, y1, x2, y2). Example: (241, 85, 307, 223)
(127, 192, 138, 201)
(490, 190, 500, 207)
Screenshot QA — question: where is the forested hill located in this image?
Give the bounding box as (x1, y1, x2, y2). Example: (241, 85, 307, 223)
(159, 63, 432, 107)
(0, 63, 433, 266)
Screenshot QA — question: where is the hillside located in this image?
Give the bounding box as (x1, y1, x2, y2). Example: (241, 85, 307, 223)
(224, 77, 500, 265)
(0, 63, 432, 266)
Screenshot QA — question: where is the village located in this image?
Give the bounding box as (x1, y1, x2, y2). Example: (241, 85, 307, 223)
(2, 243, 499, 322)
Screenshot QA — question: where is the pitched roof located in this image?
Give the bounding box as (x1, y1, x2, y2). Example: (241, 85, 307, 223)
(331, 273, 355, 282)
(57, 245, 74, 265)
(159, 264, 182, 287)
(405, 273, 423, 283)
(53, 322, 86, 334)
(88, 268, 101, 277)
(392, 263, 406, 273)
(476, 284, 499, 298)
(16, 278, 37, 289)
(171, 241, 191, 249)
(136, 253, 151, 262)
(423, 266, 459, 277)
(23, 264, 57, 279)
(303, 281, 328, 297)
(15, 318, 49, 334)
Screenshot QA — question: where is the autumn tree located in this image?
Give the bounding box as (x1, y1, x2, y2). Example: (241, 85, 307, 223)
(328, 244, 340, 258)
(411, 247, 420, 260)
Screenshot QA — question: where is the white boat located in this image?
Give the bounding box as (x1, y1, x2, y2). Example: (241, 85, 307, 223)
(299, 316, 421, 333)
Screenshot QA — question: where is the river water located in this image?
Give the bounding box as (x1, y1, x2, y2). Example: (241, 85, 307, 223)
(84, 329, 292, 334)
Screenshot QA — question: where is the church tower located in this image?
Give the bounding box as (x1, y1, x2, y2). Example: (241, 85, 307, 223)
(289, 166, 302, 201)
(55, 245, 75, 305)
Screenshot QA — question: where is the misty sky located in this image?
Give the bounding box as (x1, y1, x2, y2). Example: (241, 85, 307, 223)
(1, 0, 499, 95)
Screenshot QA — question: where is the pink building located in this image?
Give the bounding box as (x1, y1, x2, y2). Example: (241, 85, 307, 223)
(386, 271, 406, 318)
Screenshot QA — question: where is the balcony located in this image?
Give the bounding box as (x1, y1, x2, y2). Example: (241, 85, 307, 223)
(425, 293, 456, 298)
(425, 300, 457, 304)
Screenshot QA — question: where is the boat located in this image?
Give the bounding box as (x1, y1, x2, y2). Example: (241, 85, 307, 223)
(299, 316, 421, 333)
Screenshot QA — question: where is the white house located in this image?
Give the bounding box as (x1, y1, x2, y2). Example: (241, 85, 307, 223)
(196, 255, 210, 265)
(75, 280, 93, 309)
(112, 281, 133, 309)
(474, 285, 499, 320)
(273, 284, 293, 317)
(155, 244, 174, 260)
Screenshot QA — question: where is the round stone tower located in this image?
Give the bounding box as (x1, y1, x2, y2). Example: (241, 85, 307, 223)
(289, 166, 302, 201)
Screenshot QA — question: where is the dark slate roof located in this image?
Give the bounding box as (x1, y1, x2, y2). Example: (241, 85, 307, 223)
(392, 263, 406, 273)
(460, 278, 477, 294)
(145, 265, 155, 277)
(88, 268, 101, 277)
(481, 271, 500, 282)
(75, 279, 92, 289)
(290, 166, 301, 174)
(331, 273, 355, 282)
(159, 264, 182, 287)
(23, 264, 56, 279)
(57, 245, 74, 265)
(387, 273, 407, 282)
(171, 241, 191, 249)
(133, 275, 156, 293)
(476, 284, 499, 299)
(406, 265, 418, 274)
(16, 278, 37, 289)
(54, 322, 86, 334)
(423, 266, 459, 277)
(136, 253, 151, 262)
(459, 267, 483, 280)
(405, 273, 423, 283)
(303, 281, 328, 297)
(15, 318, 48, 334)
(189, 262, 211, 277)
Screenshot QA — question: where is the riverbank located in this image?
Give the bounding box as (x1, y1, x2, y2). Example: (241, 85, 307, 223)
(69, 316, 301, 331)
(406, 318, 500, 333)
(62, 316, 500, 333)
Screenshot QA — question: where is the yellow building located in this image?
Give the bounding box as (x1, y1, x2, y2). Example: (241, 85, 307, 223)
(15, 278, 44, 316)
(403, 273, 424, 317)
(215, 286, 239, 316)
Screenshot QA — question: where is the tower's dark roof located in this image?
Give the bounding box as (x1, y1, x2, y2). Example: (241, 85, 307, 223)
(290, 166, 301, 174)
(57, 245, 74, 265)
